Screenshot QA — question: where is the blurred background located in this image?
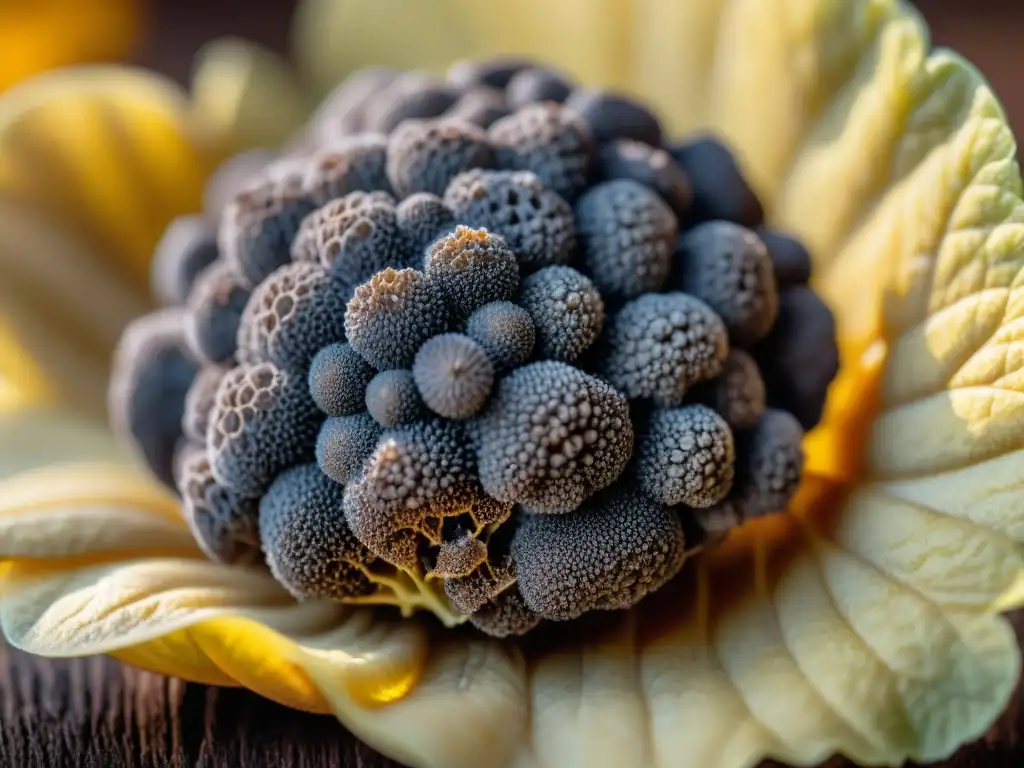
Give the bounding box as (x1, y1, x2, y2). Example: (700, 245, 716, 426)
(109, 0, 1021, 134)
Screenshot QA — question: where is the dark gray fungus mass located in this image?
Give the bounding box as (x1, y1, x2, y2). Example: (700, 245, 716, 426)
(182, 364, 228, 444)
(116, 55, 842, 638)
(693, 349, 766, 431)
(506, 67, 575, 109)
(260, 463, 379, 601)
(488, 102, 593, 202)
(475, 362, 633, 514)
(670, 136, 764, 228)
(674, 221, 778, 347)
(184, 261, 250, 365)
(412, 333, 494, 419)
(465, 301, 535, 372)
(597, 139, 693, 219)
(301, 135, 392, 203)
(308, 342, 376, 416)
(635, 405, 734, 508)
(564, 88, 664, 147)
(396, 193, 456, 259)
(575, 179, 677, 300)
(363, 72, 460, 134)
(109, 309, 197, 488)
(344, 419, 510, 570)
(219, 176, 319, 287)
(365, 369, 425, 427)
(601, 292, 728, 407)
(290, 193, 402, 287)
(386, 118, 494, 198)
(344, 267, 450, 370)
(316, 413, 381, 485)
(517, 266, 603, 363)
(444, 87, 511, 130)
(443, 169, 576, 272)
(468, 587, 542, 638)
(424, 225, 519, 318)
(207, 363, 321, 497)
(236, 261, 348, 371)
(150, 215, 219, 306)
(512, 485, 686, 621)
(175, 444, 262, 567)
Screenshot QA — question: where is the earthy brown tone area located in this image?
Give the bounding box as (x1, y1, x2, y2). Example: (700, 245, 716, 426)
(4, 0, 1019, 766)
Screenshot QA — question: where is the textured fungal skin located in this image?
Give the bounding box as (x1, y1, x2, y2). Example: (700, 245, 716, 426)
(363, 72, 460, 133)
(203, 150, 279, 220)
(488, 103, 593, 201)
(109, 56, 839, 634)
(236, 262, 349, 371)
(670, 137, 764, 228)
(575, 179, 677, 300)
(564, 88, 664, 146)
(308, 68, 400, 141)
(517, 266, 604, 363)
(386, 119, 494, 198)
(175, 444, 262, 566)
(512, 485, 686, 620)
(396, 193, 456, 260)
(469, 587, 542, 637)
(733, 408, 805, 518)
(635, 405, 735, 508)
(444, 88, 511, 129)
(207, 363, 321, 496)
(302, 134, 393, 202)
(182, 365, 229, 444)
(365, 369, 425, 427)
(597, 140, 693, 218)
(694, 349, 766, 431)
(291, 193, 402, 288)
(601, 292, 729, 407)
(443, 555, 516, 615)
(184, 261, 250, 365)
(219, 177, 318, 287)
(412, 334, 495, 419)
(344, 267, 450, 370)
(108, 309, 197, 488)
(506, 68, 574, 109)
(308, 342, 376, 416)
(344, 420, 510, 569)
(433, 533, 489, 578)
(465, 301, 535, 372)
(673, 221, 779, 347)
(758, 228, 813, 288)
(424, 226, 519, 318)
(259, 463, 380, 601)
(754, 286, 839, 431)
(316, 413, 381, 485)
(151, 215, 219, 306)
(475, 361, 633, 513)
(444, 169, 576, 272)
(447, 57, 533, 89)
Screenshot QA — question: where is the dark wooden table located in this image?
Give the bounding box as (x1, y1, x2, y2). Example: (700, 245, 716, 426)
(1, 612, 1021, 768)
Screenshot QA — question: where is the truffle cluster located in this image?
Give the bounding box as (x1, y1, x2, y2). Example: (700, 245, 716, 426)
(110, 56, 839, 637)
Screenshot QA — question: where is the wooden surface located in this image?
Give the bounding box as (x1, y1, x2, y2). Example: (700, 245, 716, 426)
(0, 613, 1021, 768)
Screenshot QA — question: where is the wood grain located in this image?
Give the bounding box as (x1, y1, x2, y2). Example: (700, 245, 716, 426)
(0, 611, 1020, 768)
